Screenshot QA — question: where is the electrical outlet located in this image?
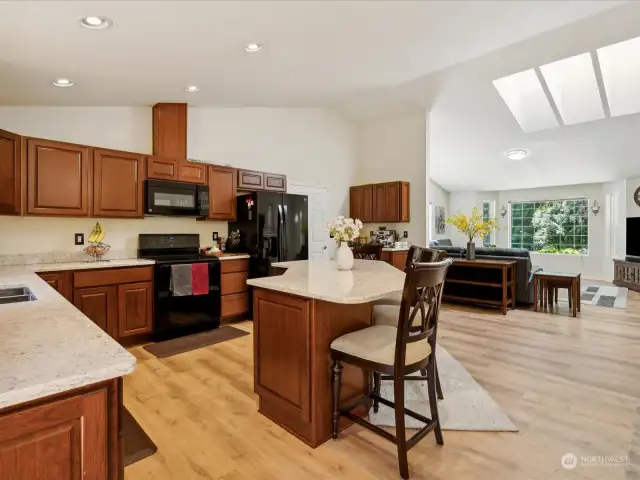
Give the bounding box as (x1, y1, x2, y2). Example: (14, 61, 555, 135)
(403, 231, 408, 238)
(212, 232, 218, 241)
(74, 233, 84, 246)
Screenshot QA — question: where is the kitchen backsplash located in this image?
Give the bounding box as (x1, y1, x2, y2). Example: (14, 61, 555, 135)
(0, 216, 228, 263)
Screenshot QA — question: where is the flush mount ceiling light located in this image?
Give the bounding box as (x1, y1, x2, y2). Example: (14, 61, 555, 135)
(79, 16, 112, 30)
(186, 85, 200, 92)
(245, 43, 263, 52)
(506, 149, 528, 161)
(53, 78, 74, 87)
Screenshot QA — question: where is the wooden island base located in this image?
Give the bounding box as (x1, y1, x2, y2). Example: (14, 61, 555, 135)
(253, 287, 372, 448)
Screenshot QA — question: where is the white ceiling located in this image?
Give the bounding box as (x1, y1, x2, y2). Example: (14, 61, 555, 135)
(0, 0, 626, 114)
(429, 2, 640, 192)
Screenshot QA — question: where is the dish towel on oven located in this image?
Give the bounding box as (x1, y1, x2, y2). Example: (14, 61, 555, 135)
(191, 263, 209, 295)
(170, 264, 193, 296)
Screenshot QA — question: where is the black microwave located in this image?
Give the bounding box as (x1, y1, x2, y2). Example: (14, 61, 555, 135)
(145, 180, 209, 217)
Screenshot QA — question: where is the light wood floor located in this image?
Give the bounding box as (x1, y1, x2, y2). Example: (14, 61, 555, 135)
(124, 293, 640, 480)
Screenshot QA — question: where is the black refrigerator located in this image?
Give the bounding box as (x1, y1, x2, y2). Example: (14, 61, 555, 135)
(227, 192, 309, 279)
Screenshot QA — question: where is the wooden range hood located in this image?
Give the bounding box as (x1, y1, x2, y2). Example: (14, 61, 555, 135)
(152, 102, 188, 159)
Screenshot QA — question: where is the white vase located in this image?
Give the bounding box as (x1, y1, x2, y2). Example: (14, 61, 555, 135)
(335, 242, 354, 271)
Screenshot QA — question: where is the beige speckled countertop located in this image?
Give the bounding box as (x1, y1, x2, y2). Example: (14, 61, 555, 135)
(0, 261, 142, 409)
(248, 259, 404, 304)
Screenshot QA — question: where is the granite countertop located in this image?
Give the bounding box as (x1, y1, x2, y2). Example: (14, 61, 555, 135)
(0, 258, 155, 274)
(216, 254, 250, 261)
(247, 259, 405, 304)
(0, 263, 138, 409)
(381, 247, 410, 252)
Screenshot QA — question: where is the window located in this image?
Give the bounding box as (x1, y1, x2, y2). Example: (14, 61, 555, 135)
(509, 199, 589, 254)
(482, 201, 494, 246)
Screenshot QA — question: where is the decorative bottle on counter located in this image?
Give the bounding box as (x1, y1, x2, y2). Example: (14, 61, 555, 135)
(336, 242, 355, 270)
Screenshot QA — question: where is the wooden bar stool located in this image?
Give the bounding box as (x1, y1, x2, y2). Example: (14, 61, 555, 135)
(352, 244, 383, 260)
(330, 254, 452, 479)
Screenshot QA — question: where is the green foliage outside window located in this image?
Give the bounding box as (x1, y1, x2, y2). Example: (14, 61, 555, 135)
(509, 199, 588, 254)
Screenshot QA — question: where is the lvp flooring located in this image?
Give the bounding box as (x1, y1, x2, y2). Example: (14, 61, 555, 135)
(124, 293, 640, 480)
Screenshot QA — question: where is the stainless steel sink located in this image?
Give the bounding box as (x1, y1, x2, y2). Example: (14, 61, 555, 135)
(0, 286, 37, 304)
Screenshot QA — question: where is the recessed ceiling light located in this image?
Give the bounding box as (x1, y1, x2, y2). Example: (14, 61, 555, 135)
(506, 149, 528, 161)
(79, 16, 112, 30)
(53, 78, 74, 87)
(245, 43, 263, 52)
(186, 85, 200, 92)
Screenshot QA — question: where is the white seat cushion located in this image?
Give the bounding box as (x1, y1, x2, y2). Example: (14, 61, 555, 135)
(373, 304, 422, 328)
(330, 325, 431, 366)
(373, 291, 403, 306)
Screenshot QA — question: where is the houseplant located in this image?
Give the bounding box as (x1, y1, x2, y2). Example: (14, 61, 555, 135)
(447, 208, 498, 260)
(328, 216, 363, 270)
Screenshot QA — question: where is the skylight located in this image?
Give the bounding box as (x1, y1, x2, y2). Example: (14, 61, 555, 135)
(493, 69, 559, 133)
(597, 35, 640, 118)
(540, 53, 604, 125)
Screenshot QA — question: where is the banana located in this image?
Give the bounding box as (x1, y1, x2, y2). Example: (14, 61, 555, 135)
(95, 223, 105, 244)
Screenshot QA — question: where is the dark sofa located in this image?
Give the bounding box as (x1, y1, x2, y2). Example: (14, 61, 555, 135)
(428, 241, 541, 305)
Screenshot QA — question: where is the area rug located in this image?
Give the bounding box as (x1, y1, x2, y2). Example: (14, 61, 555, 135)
(122, 407, 157, 466)
(369, 346, 518, 432)
(143, 326, 249, 358)
(557, 283, 628, 309)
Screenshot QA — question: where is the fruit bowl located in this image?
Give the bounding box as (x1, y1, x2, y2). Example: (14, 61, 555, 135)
(84, 243, 111, 262)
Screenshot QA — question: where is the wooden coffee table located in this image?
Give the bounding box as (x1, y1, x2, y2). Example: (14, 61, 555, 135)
(534, 271, 581, 317)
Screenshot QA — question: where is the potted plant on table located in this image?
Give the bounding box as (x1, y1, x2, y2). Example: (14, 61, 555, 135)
(328, 216, 363, 270)
(446, 208, 497, 260)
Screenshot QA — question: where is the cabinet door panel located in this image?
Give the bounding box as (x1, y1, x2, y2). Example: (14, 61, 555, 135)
(237, 169, 264, 190)
(221, 271, 248, 295)
(117, 282, 153, 337)
(0, 389, 107, 480)
(361, 185, 373, 223)
(93, 148, 144, 218)
(349, 187, 360, 220)
(27, 138, 90, 216)
(0, 130, 22, 215)
(264, 173, 286, 192)
(147, 156, 178, 181)
(178, 161, 207, 184)
(208, 165, 236, 220)
(384, 182, 400, 222)
(392, 251, 408, 270)
(373, 184, 386, 222)
(400, 182, 410, 222)
(153, 103, 187, 160)
(37, 271, 72, 301)
(221, 292, 249, 318)
(73, 286, 117, 336)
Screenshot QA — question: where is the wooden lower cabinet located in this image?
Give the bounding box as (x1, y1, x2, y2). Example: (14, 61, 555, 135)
(220, 259, 249, 319)
(0, 380, 122, 480)
(37, 271, 72, 301)
(117, 282, 153, 337)
(381, 250, 408, 271)
(74, 286, 117, 336)
(71, 267, 154, 342)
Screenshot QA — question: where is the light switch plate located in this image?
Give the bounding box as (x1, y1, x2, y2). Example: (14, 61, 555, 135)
(403, 231, 408, 238)
(212, 232, 218, 241)
(75, 233, 85, 245)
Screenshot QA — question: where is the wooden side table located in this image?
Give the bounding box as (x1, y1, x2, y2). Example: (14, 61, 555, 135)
(533, 272, 581, 317)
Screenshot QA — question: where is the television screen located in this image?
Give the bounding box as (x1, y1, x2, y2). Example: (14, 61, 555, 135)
(627, 217, 640, 257)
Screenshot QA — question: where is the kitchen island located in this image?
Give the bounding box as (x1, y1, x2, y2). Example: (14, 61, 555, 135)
(247, 259, 405, 447)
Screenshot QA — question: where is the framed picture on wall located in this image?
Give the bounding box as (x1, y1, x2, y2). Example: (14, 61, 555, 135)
(435, 206, 446, 234)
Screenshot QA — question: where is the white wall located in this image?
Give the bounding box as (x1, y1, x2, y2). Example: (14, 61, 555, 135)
(0, 106, 358, 257)
(428, 180, 449, 240)
(355, 111, 428, 245)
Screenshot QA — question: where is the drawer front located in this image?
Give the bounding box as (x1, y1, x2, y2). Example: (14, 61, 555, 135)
(221, 271, 248, 295)
(264, 173, 286, 192)
(238, 170, 264, 190)
(221, 292, 249, 317)
(74, 266, 154, 289)
(220, 259, 249, 274)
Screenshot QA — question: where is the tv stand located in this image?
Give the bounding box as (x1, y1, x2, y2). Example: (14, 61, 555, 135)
(614, 259, 640, 293)
(625, 256, 640, 263)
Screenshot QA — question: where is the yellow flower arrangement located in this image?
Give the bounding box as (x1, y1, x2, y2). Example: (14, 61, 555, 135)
(447, 207, 498, 242)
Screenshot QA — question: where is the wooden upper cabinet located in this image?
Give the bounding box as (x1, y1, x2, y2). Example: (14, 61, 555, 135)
(208, 165, 237, 220)
(0, 129, 23, 215)
(0, 389, 108, 480)
(152, 103, 187, 160)
(384, 182, 400, 221)
(117, 281, 153, 337)
(26, 138, 90, 216)
(349, 186, 361, 220)
(373, 183, 386, 222)
(361, 185, 373, 223)
(400, 181, 410, 222)
(238, 169, 264, 191)
(264, 173, 287, 192)
(147, 155, 178, 181)
(93, 148, 144, 218)
(178, 161, 207, 184)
